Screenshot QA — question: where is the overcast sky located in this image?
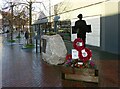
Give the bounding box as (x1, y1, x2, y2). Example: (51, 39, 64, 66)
(50, 0, 64, 6)
(0, 0, 64, 10)
(0, 0, 3, 8)
(0, 0, 64, 19)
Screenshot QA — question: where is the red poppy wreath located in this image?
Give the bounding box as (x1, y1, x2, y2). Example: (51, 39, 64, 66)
(65, 54, 72, 60)
(73, 38, 84, 51)
(78, 48, 92, 63)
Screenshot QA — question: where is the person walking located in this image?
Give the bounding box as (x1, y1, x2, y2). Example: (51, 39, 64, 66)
(25, 30, 29, 44)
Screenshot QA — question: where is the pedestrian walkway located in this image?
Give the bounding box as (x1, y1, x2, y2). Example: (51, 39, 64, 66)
(0, 34, 119, 88)
(1, 34, 62, 87)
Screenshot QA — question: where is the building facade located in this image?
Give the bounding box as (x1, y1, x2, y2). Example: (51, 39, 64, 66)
(50, 0, 119, 55)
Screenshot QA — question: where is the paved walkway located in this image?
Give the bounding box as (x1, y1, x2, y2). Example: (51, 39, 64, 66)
(1, 34, 62, 87)
(0, 34, 119, 88)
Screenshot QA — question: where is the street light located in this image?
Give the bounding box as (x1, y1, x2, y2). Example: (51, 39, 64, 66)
(10, 2, 14, 41)
(28, 1, 32, 44)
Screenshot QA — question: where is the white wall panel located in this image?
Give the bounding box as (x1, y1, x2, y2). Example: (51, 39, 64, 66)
(84, 15, 100, 47)
(71, 15, 100, 47)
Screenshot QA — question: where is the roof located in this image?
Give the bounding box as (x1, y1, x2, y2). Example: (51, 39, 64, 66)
(33, 11, 48, 25)
(33, 18, 48, 25)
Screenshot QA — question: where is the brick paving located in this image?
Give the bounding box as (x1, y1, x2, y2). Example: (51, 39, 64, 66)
(0, 34, 119, 88)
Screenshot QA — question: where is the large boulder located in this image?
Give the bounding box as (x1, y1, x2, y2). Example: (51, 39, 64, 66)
(41, 34, 67, 65)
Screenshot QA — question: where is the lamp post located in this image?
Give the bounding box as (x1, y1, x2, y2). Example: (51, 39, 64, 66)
(29, 1, 33, 44)
(10, 2, 14, 40)
(49, 0, 51, 23)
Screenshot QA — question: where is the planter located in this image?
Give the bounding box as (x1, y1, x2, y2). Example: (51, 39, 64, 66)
(7, 39, 15, 43)
(61, 66, 98, 83)
(22, 44, 34, 49)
